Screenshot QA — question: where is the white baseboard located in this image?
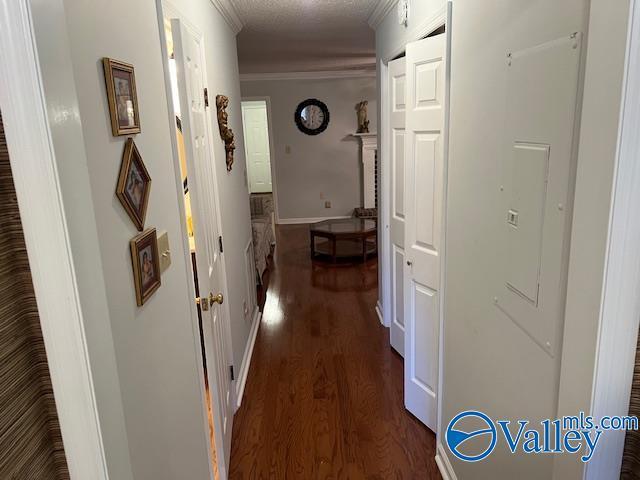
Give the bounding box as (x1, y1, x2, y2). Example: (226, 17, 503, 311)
(436, 443, 457, 480)
(375, 300, 385, 326)
(277, 215, 351, 225)
(235, 307, 261, 411)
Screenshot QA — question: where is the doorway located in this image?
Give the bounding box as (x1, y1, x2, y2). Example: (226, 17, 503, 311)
(160, 9, 235, 479)
(0, 112, 69, 479)
(241, 100, 273, 194)
(379, 18, 450, 436)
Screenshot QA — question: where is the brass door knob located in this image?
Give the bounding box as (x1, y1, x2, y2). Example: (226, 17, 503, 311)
(209, 292, 224, 306)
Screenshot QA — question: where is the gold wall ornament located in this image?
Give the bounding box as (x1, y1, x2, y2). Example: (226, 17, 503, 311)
(355, 100, 369, 134)
(216, 94, 236, 172)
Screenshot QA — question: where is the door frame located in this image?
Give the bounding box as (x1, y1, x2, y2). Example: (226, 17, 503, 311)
(241, 95, 280, 223)
(156, 2, 235, 478)
(561, 0, 640, 478)
(0, 0, 113, 478)
(378, 4, 449, 333)
(377, 1, 451, 474)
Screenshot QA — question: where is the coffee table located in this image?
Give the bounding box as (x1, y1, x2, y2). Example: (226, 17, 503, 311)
(310, 218, 377, 263)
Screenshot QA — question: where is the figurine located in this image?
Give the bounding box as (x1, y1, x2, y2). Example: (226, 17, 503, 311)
(355, 100, 369, 134)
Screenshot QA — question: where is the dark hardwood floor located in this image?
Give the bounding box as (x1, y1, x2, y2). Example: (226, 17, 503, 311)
(229, 224, 440, 479)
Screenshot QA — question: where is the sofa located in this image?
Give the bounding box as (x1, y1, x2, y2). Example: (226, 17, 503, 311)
(249, 193, 276, 282)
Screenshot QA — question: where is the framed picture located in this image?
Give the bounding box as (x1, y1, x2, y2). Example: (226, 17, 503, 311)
(130, 228, 161, 306)
(116, 138, 151, 231)
(103, 57, 141, 136)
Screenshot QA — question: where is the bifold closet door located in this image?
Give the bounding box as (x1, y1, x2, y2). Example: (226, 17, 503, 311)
(0, 113, 69, 478)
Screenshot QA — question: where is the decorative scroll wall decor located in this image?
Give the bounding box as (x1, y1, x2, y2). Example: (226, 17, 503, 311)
(216, 94, 235, 172)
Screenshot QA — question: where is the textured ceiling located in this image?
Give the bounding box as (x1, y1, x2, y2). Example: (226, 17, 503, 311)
(234, 0, 378, 74)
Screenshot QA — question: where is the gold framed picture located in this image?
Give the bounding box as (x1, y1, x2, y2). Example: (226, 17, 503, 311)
(103, 57, 141, 136)
(130, 228, 161, 306)
(116, 138, 151, 231)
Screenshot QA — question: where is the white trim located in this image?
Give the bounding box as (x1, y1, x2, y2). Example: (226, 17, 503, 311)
(209, 0, 243, 34)
(375, 301, 385, 325)
(241, 96, 281, 223)
(586, 0, 640, 477)
(240, 69, 377, 82)
(379, 59, 392, 329)
(368, 0, 398, 29)
(381, 4, 447, 63)
(235, 307, 261, 410)
(436, 0, 453, 462)
(277, 215, 352, 225)
(0, 0, 109, 478)
(435, 443, 458, 480)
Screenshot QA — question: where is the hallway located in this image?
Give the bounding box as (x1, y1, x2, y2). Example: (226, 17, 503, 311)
(229, 224, 440, 478)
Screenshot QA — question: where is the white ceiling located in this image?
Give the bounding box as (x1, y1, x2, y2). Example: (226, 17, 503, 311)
(234, 0, 379, 74)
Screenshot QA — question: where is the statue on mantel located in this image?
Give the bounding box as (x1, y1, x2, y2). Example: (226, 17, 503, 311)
(355, 100, 369, 134)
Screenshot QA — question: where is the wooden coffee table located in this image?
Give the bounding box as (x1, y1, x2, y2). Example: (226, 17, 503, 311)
(310, 218, 377, 263)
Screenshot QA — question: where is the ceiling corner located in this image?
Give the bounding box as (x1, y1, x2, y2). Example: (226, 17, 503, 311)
(368, 0, 398, 29)
(210, 0, 244, 35)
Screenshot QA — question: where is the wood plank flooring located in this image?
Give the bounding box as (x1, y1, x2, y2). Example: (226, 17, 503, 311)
(229, 224, 440, 479)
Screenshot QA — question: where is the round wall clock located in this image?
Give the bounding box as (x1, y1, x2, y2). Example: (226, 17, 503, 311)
(294, 99, 330, 135)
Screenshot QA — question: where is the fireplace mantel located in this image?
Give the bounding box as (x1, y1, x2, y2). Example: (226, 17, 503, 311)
(351, 133, 377, 209)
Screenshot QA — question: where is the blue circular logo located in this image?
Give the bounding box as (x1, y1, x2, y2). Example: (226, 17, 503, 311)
(446, 410, 497, 462)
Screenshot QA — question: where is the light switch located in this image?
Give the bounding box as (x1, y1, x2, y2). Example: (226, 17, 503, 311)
(285, 145, 291, 154)
(157, 230, 171, 273)
(507, 209, 519, 227)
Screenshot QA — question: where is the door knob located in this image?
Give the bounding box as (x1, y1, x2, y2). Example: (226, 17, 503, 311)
(209, 292, 224, 306)
(406, 260, 413, 266)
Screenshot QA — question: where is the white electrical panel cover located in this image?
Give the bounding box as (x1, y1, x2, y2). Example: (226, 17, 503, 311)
(496, 33, 582, 357)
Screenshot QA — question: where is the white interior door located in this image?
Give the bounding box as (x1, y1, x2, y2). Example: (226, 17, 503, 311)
(172, 19, 234, 476)
(241, 101, 272, 193)
(388, 56, 407, 356)
(403, 33, 447, 432)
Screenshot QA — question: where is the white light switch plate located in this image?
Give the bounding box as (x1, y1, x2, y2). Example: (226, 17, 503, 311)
(157, 230, 171, 273)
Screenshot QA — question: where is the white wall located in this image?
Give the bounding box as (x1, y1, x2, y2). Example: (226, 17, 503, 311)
(371, 1, 633, 478)
(241, 77, 377, 221)
(556, 0, 632, 477)
(441, 0, 629, 478)
(375, 0, 446, 62)
(30, 0, 254, 477)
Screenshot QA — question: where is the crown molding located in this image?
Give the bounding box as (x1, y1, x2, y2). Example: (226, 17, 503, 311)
(240, 69, 377, 82)
(209, 0, 243, 34)
(368, 0, 398, 29)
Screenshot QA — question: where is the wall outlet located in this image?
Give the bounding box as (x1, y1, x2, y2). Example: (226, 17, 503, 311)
(285, 145, 291, 154)
(325, 201, 331, 209)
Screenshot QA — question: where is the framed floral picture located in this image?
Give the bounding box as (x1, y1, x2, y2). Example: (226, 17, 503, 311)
(116, 138, 150, 231)
(130, 228, 161, 306)
(103, 57, 141, 136)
